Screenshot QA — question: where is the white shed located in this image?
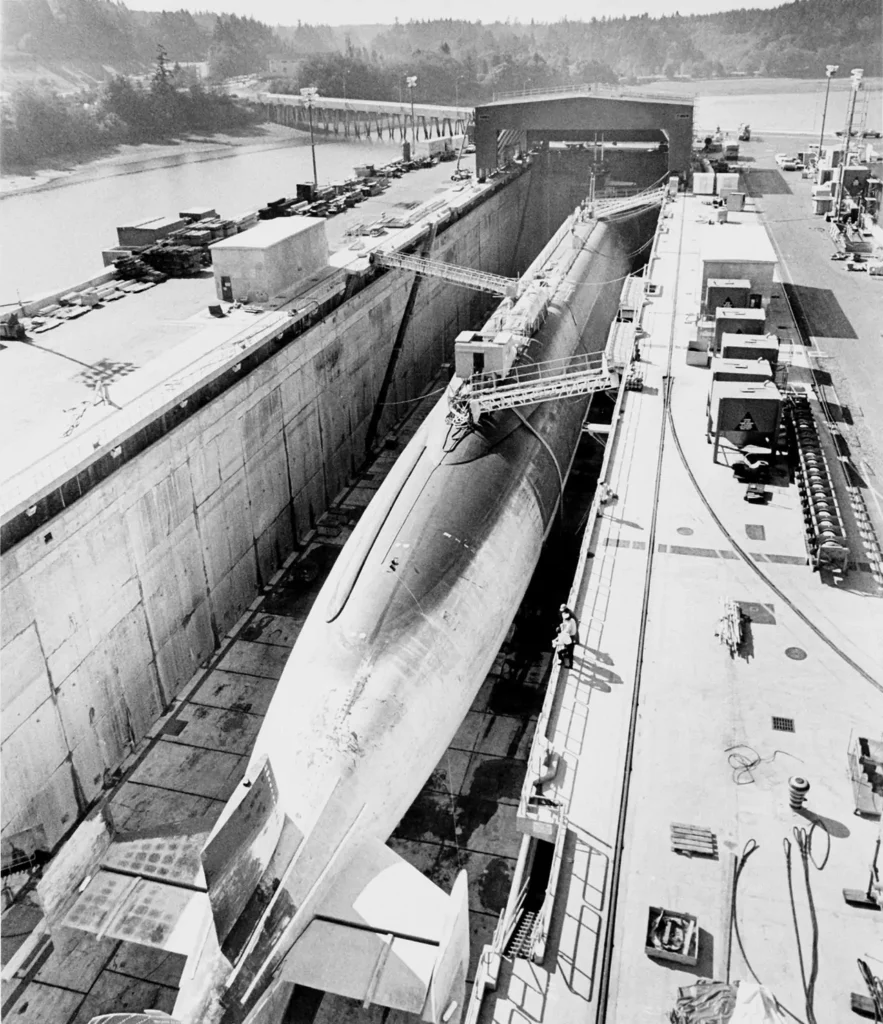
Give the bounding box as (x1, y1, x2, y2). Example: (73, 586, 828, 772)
(212, 217, 329, 304)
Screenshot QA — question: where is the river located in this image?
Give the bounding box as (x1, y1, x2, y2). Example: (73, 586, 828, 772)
(0, 135, 405, 301)
(1, 77, 880, 300)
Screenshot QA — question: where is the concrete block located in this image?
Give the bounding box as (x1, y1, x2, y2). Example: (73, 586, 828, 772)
(154, 600, 214, 702)
(126, 461, 195, 560)
(1, 623, 52, 743)
(241, 387, 283, 463)
(197, 473, 253, 591)
(209, 548, 258, 637)
(245, 435, 290, 538)
(1, 572, 35, 648)
(127, 740, 247, 802)
(254, 509, 294, 588)
(1, 697, 71, 829)
(284, 405, 324, 496)
(55, 610, 161, 805)
(140, 518, 209, 651)
(0, 981, 84, 1024)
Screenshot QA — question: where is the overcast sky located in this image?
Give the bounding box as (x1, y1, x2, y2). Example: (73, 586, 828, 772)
(131, 0, 788, 27)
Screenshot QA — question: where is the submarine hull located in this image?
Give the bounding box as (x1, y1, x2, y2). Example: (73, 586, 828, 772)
(250, 204, 660, 843)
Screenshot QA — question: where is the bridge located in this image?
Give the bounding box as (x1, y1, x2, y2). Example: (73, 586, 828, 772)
(259, 94, 473, 142)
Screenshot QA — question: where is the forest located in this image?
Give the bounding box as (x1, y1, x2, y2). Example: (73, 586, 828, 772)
(2, 0, 880, 83)
(2, 0, 880, 171)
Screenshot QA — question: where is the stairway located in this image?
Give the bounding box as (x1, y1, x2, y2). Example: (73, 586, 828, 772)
(505, 910, 538, 958)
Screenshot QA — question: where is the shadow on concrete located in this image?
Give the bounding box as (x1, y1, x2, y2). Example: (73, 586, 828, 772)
(571, 654, 623, 691)
(796, 805, 851, 840)
(742, 168, 792, 196)
(784, 283, 858, 340)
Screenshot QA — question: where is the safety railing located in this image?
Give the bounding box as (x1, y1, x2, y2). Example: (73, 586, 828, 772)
(529, 805, 569, 964)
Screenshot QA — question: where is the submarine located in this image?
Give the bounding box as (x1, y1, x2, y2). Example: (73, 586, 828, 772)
(39, 194, 662, 1024)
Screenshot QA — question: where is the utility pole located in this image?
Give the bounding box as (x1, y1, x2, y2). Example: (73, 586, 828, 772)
(835, 68, 863, 223)
(816, 64, 838, 167)
(407, 75, 417, 152)
(301, 86, 319, 188)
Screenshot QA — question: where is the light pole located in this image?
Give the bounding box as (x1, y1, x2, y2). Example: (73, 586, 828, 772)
(407, 75, 417, 151)
(835, 68, 863, 223)
(300, 86, 319, 188)
(816, 64, 838, 166)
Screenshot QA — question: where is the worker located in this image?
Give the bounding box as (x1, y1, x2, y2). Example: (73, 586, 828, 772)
(552, 624, 574, 668)
(559, 604, 579, 646)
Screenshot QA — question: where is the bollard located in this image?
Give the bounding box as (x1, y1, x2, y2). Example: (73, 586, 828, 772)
(789, 776, 810, 810)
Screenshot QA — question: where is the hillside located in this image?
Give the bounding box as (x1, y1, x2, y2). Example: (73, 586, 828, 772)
(0, 0, 879, 93)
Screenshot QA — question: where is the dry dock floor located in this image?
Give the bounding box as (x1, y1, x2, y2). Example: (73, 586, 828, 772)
(480, 191, 882, 1024)
(0, 379, 550, 1024)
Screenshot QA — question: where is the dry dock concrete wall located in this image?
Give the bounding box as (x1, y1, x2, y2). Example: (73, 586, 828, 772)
(1, 172, 535, 851)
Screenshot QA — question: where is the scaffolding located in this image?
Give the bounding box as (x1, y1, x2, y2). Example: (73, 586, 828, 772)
(448, 352, 616, 425)
(369, 250, 518, 297)
(589, 186, 668, 220)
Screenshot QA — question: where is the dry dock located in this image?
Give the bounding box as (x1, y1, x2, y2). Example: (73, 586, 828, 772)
(473, 189, 882, 1024)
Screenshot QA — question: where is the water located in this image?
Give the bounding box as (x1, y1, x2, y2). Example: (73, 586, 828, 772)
(2, 78, 880, 300)
(0, 135, 405, 301)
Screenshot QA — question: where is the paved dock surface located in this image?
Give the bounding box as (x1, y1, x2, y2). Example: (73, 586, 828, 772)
(741, 131, 883, 541)
(0, 158, 469, 491)
(479, 189, 882, 1024)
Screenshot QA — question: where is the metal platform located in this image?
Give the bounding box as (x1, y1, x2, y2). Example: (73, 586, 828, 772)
(449, 353, 615, 425)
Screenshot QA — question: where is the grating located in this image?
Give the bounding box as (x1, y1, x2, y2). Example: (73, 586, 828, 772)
(772, 716, 795, 732)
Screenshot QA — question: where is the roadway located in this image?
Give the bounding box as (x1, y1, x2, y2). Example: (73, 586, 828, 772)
(740, 131, 883, 533)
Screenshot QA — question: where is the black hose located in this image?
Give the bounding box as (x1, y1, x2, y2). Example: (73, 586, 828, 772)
(732, 838, 808, 1024)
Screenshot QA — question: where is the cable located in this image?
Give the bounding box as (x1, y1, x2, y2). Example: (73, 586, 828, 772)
(732, 838, 808, 1024)
(725, 744, 802, 786)
(666, 392, 883, 694)
(786, 827, 823, 1024)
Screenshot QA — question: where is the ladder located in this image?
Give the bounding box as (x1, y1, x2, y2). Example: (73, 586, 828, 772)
(370, 250, 518, 297)
(505, 910, 538, 958)
(590, 186, 668, 220)
(449, 352, 616, 424)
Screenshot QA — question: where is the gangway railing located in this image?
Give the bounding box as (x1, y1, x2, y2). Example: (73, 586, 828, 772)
(369, 250, 519, 297)
(590, 185, 668, 220)
(449, 352, 616, 424)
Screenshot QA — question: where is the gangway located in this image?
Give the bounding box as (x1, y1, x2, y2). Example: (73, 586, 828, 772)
(448, 352, 616, 425)
(369, 250, 519, 297)
(590, 186, 668, 220)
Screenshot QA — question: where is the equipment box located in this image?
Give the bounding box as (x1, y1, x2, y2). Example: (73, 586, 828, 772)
(645, 906, 699, 966)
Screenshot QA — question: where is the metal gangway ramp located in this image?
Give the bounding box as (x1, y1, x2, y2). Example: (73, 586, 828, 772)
(591, 186, 668, 220)
(370, 250, 519, 297)
(449, 352, 616, 425)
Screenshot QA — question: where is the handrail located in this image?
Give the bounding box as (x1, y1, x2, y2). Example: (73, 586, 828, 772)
(529, 805, 569, 964)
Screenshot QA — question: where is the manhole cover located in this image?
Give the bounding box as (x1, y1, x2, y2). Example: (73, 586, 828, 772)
(677, 527, 694, 536)
(785, 647, 807, 661)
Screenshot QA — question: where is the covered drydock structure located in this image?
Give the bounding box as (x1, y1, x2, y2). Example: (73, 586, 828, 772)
(474, 89, 694, 180)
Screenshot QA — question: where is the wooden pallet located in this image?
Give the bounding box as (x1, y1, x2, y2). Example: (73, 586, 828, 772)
(671, 823, 718, 858)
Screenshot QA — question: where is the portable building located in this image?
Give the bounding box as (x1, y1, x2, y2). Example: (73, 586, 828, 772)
(699, 224, 777, 313)
(708, 380, 782, 462)
(713, 309, 767, 352)
(720, 331, 779, 366)
(211, 217, 328, 304)
(706, 278, 751, 311)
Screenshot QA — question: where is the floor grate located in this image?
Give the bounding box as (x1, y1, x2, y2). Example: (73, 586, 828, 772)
(772, 716, 795, 732)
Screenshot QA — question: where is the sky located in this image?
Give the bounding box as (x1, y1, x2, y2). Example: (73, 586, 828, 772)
(130, 0, 789, 27)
